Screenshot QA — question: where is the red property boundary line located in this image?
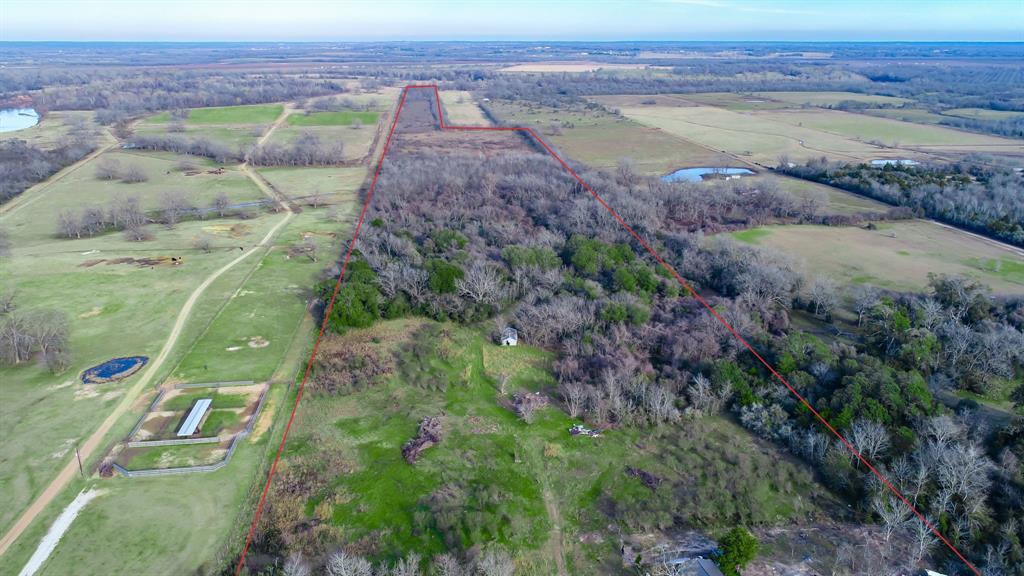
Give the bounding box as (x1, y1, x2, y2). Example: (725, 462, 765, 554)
(235, 85, 979, 575)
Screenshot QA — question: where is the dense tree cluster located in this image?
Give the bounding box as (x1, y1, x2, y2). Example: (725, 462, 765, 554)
(127, 133, 238, 163)
(1, 67, 343, 125)
(0, 289, 71, 374)
(0, 136, 95, 204)
(249, 132, 346, 167)
(783, 159, 1024, 246)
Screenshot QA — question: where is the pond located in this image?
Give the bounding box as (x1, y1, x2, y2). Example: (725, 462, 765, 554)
(662, 167, 755, 183)
(870, 159, 919, 166)
(0, 108, 40, 132)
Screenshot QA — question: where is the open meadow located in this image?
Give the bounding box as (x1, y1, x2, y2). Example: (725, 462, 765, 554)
(730, 221, 1024, 294)
(491, 100, 734, 174)
(439, 90, 490, 126)
(600, 93, 1024, 166)
(268, 320, 839, 573)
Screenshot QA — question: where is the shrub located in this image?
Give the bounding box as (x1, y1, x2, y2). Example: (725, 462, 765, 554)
(715, 526, 759, 576)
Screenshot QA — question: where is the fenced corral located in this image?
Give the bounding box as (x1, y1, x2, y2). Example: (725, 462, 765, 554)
(113, 382, 269, 477)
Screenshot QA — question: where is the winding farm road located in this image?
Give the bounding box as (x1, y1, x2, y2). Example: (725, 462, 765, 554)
(0, 107, 297, 560)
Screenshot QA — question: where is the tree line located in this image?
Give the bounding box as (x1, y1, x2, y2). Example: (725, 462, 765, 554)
(782, 158, 1024, 246)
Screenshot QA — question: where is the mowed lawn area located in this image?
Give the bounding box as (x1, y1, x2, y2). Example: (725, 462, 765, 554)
(286, 110, 379, 127)
(275, 321, 836, 573)
(144, 104, 283, 125)
(492, 100, 733, 174)
(730, 221, 1024, 294)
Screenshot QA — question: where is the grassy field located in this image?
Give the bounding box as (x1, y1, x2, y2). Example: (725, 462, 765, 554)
(0, 196, 358, 574)
(612, 101, 1021, 165)
(0, 207, 284, 534)
(492, 100, 733, 174)
(266, 124, 377, 162)
(942, 108, 1024, 120)
(0, 382, 290, 576)
(861, 107, 947, 125)
(754, 173, 890, 216)
(0, 111, 98, 149)
(730, 221, 1024, 294)
(4, 150, 263, 243)
(171, 208, 354, 384)
(257, 165, 366, 204)
(767, 109, 1011, 146)
(145, 104, 283, 125)
(134, 123, 263, 152)
(277, 321, 836, 572)
(287, 111, 380, 127)
(138, 103, 287, 153)
(439, 90, 490, 126)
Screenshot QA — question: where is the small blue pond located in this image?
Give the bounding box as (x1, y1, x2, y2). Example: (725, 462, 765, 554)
(662, 167, 755, 183)
(81, 356, 149, 384)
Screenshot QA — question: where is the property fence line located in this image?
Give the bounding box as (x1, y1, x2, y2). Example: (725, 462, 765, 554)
(125, 435, 221, 448)
(174, 380, 255, 389)
(126, 390, 167, 439)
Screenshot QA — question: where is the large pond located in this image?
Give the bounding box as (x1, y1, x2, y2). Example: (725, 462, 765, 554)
(0, 108, 40, 132)
(662, 167, 755, 183)
(870, 159, 919, 166)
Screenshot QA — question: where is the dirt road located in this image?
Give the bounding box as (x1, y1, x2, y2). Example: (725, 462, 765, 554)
(542, 486, 569, 576)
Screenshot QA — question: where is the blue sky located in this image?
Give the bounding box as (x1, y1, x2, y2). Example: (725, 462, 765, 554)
(2, 0, 1022, 42)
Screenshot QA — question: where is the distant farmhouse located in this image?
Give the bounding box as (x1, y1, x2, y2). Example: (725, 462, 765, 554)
(501, 326, 518, 346)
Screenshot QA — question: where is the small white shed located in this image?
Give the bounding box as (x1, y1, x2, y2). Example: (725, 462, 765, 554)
(501, 327, 518, 346)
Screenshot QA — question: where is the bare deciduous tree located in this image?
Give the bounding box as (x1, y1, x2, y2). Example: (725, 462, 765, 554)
(283, 553, 310, 576)
(560, 381, 586, 418)
(119, 163, 148, 183)
(326, 551, 373, 576)
(192, 234, 213, 253)
(473, 549, 514, 576)
(457, 262, 502, 304)
(160, 190, 192, 228)
(808, 275, 838, 318)
(850, 285, 881, 326)
(95, 157, 121, 180)
(849, 418, 890, 463)
(872, 493, 911, 544)
(211, 191, 231, 218)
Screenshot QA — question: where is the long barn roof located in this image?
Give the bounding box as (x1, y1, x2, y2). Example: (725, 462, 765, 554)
(177, 398, 212, 437)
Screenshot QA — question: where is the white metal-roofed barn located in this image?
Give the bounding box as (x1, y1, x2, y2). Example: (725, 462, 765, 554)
(177, 398, 212, 437)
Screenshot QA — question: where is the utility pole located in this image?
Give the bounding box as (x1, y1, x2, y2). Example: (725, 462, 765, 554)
(75, 444, 84, 477)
